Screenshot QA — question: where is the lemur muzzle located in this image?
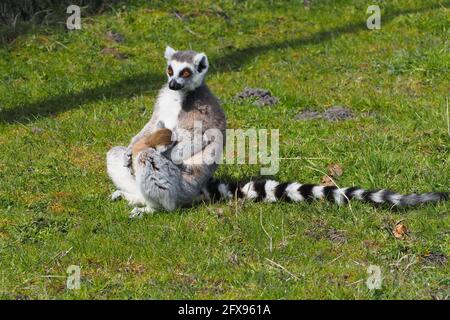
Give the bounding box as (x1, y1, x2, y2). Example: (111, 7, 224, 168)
(169, 79, 183, 90)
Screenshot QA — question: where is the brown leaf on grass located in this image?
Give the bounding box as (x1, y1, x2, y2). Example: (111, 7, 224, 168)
(49, 202, 65, 214)
(393, 223, 408, 239)
(320, 175, 335, 186)
(327, 163, 343, 177)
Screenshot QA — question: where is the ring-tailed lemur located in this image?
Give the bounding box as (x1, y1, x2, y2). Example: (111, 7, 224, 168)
(107, 46, 226, 217)
(107, 47, 448, 217)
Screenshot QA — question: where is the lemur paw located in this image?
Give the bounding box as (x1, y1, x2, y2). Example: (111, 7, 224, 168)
(111, 190, 123, 201)
(123, 148, 132, 167)
(155, 144, 171, 153)
(129, 206, 154, 219)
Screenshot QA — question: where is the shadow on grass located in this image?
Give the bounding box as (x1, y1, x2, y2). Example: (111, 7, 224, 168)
(213, 4, 442, 71)
(0, 4, 441, 124)
(0, 72, 164, 124)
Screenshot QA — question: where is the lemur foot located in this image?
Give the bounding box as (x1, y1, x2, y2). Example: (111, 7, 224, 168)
(129, 206, 154, 219)
(111, 190, 123, 201)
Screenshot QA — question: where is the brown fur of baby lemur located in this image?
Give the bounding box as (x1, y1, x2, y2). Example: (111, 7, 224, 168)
(131, 128, 173, 158)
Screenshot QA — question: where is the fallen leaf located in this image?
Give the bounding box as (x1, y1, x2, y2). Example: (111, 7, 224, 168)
(320, 175, 335, 186)
(49, 202, 65, 214)
(393, 223, 408, 239)
(327, 163, 343, 177)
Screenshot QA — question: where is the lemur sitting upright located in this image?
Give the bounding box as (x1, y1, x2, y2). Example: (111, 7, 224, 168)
(107, 46, 226, 217)
(107, 47, 448, 218)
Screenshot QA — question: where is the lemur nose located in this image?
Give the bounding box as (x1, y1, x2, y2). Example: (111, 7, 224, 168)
(169, 79, 183, 90)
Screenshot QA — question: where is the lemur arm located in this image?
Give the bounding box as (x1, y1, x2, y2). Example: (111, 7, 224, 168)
(131, 128, 173, 158)
(124, 117, 164, 167)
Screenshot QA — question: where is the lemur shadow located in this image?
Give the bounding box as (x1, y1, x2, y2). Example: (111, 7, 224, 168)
(0, 4, 440, 124)
(0, 72, 164, 124)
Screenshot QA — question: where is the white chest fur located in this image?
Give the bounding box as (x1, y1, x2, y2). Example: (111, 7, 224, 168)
(155, 87, 183, 130)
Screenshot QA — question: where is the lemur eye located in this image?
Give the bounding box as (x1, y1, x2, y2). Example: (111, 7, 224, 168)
(180, 68, 191, 78)
(167, 66, 173, 76)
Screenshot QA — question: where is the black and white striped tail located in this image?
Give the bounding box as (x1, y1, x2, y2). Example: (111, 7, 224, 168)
(202, 179, 448, 207)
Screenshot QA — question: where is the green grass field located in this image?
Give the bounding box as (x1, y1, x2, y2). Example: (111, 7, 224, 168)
(0, 0, 448, 299)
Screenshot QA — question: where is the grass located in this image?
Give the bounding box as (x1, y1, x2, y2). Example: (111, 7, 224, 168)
(0, 0, 449, 299)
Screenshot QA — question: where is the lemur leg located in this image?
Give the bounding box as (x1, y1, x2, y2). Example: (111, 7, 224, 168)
(135, 148, 198, 212)
(106, 146, 146, 206)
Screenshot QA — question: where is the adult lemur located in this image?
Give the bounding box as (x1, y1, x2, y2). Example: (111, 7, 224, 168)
(107, 47, 448, 217)
(107, 46, 226, 217)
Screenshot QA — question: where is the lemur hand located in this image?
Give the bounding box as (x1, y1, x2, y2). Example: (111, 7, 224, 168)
(123, 147, 133, 168)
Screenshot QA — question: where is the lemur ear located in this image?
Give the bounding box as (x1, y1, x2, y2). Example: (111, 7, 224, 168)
(164, 46, 176, 61)
(193, 53, 209, 73)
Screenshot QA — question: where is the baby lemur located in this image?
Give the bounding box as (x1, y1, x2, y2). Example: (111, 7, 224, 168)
(107, 47, 448, 218)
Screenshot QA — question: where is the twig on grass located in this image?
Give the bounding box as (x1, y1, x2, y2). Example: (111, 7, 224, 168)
(184, 27, 203, 37)
(266, 258, 302, 282)
(281, 212, 287, 247)
(347, 279, 364, 287)
(260, 210, 273, 253)
(446, 97, 449, 137)
(50, 246, 73, 263)
(325, 253, 344, 266)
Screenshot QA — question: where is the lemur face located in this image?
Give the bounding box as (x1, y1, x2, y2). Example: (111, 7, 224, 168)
(164, 46, 209, 91)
